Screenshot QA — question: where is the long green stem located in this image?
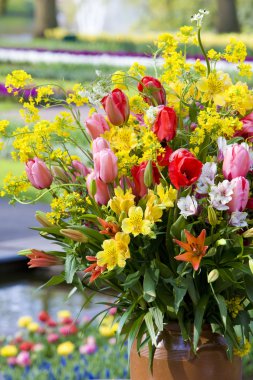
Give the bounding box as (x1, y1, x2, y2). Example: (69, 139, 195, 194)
(197, 28, 210, 76)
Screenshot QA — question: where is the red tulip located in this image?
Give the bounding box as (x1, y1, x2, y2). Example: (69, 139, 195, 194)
(222, 144, 250, 180)
(101, 89, 130, 126)
(85, 113, 109, 139)
(228, 177, 249, 212)
(153, 106, 177, 142)
(25, 158, 53, 189)
(169, 149, 203, 189)
(38, 311, 50, 323)
(131, 161, 161, 197)
(94, 149, 118, 184)
(138, 76, 166, 106)
(234, 112, 253, 142)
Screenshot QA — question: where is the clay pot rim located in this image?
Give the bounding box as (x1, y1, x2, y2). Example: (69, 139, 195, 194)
(164, 322, 212, 333)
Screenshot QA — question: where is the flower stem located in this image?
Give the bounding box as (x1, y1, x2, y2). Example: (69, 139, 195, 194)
(197, 27, 210, 76)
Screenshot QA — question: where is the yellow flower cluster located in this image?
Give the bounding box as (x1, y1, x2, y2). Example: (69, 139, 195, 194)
(233, 339, 251, 358)
(176, 25, 197, 45)
(35, 85, 54, 104)
(57, 341, 75, 356)
(128, 62, 146, 78)
(0, 120, 9, 135)
(99, 315, 118, 337)
(237, 63, 252, 79)
(129, 95, 148, 114)
(66, 83, 88, 106)
(111, 70, 127, 90)
(17, 315, 39, 332)
(5, 69, 32, 93)
(0, 345, 18, 357)
(226, 296, 244, 319)
(190, 108, 242, 151)
(20, 100, 40, 123)
(1, 172, 30, 198)
(46, 191, 86, 224)
(223, 38, 247, 63)
(224, 82, 253, 116)
(207, 49, 221, 61)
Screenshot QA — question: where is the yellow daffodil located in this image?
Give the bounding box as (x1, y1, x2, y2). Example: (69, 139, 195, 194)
(27, 322, 40, 332)
(96, 232, 130, 271)
(99, 315, 119, 337)
(57, 341, 75, 356)
(57, 310, 72, 321)
(122, 206, 152, 237)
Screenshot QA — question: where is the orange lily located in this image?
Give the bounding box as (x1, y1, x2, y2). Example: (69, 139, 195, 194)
(174, 229, 208, 271)
(97, 217, 119, 237)
(84, 256, 107, 283)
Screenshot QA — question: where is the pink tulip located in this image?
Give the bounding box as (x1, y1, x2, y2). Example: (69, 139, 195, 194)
(234, 112, 253, 142)
(47, 333, 59, 343)
(25, 158, 53, 189)
(85, 113, 109, 139)
(59, 324, 78, 336)
(222, 144, 250, 180)
(92, 137, 110, 155)
(94, 149, 118, 184)
(109, 307, 117, 316)
(101, 89, 130, 126)
(71, 160, 90, 178)
(86, 171, 110, 205)
(79, 342, 97, 355)
(228, 177, 249, 212)
(16, 351, 31, 367)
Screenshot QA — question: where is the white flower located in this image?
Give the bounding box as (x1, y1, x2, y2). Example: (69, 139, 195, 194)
(196, 162, 217, 194)
(217, 137, 227, 162)
(209, 180, 234, 211)
(177, 195, 198, 218)
(229, 211, 248, 227)
(191, 9, 209, 26)
(145, 106, 159, 125)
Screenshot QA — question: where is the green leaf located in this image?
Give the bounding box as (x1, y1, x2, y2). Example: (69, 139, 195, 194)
(31, 226, 62, 236)
(144, 312, 157, 346)
(170, 215, 186, 240)
(117, 300, 138, 336)
(143, 268, 158, 303)
(177, 309, 190, 341)
(216, 294, 227, 330)
(65, 255, 79, 284)
(127, 314, 145, 365)
(36, 273, 65, 291)
(149, 307, 163, 331)
(249, 258, 253, 274)
(174, 285, 187, 314)
(244, 275, 253, 303)
(122, 271, 140, 288)
(193, 294, 209, 352)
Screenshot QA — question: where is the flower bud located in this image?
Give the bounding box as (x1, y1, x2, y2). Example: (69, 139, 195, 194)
(138, 76, 166, 106)
(208, 269, 219, 283)
(94, 149, 118, 184)
(153, 106, 177, 142)
(71, 160, 90, 178)
(144, 160, 153, 187)
(85, 113, 109, 139)
(25, 157, 53, 189)
(86, 171, 110, 205)
(234, 112, 253, 142)
(52, 166, 69, 182)
(207, 206, 218, 226)
(228, 177, 249, 212)
(60, 229, 89, 242)
(243, 228, 253, 238)
(35, 211, 54, 227)
(92, 137, 110, 155)
(222, 144, 250, 180)
(131, 161, 161, 197)
(101, 89, 130, 126)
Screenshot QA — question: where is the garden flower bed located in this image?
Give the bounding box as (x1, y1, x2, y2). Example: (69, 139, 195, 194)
(0, 309, 128, 380)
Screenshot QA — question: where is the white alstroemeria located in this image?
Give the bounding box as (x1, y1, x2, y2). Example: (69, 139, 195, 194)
(209, 180, 234, 211)
(217, 137, 227, 162)
(196, 162, 217, 194)
(145, 106, 159, 125)
(177, 195, 198, 218)
(229, 211, 248, 227)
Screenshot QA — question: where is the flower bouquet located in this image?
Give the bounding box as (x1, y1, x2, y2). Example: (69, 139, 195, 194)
(1, 9, 253, 378)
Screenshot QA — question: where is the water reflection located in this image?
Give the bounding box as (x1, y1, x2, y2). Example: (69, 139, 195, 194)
(0, 270, 113, 335)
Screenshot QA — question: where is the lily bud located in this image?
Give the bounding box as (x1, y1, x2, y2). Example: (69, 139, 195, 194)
(35, 211, 53, 227)
(208, 269, 219, 283)
(60, 229, 89, 243)
(207, 206, 218, 226)
(144, 160, 153, 187)
(243, 228, 253, 238)
(51, 166, 69, 182)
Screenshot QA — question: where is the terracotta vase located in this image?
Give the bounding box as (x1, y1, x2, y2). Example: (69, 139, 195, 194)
(130, 324, 242, 380)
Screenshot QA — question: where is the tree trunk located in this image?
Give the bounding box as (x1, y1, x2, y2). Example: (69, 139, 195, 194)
(34, 0, 58, 38)
(216, 0, 240, 33)
(0, 0, 8, 15)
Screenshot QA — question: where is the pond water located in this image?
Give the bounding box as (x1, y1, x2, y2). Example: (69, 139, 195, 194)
(0, 269, 113, 336)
